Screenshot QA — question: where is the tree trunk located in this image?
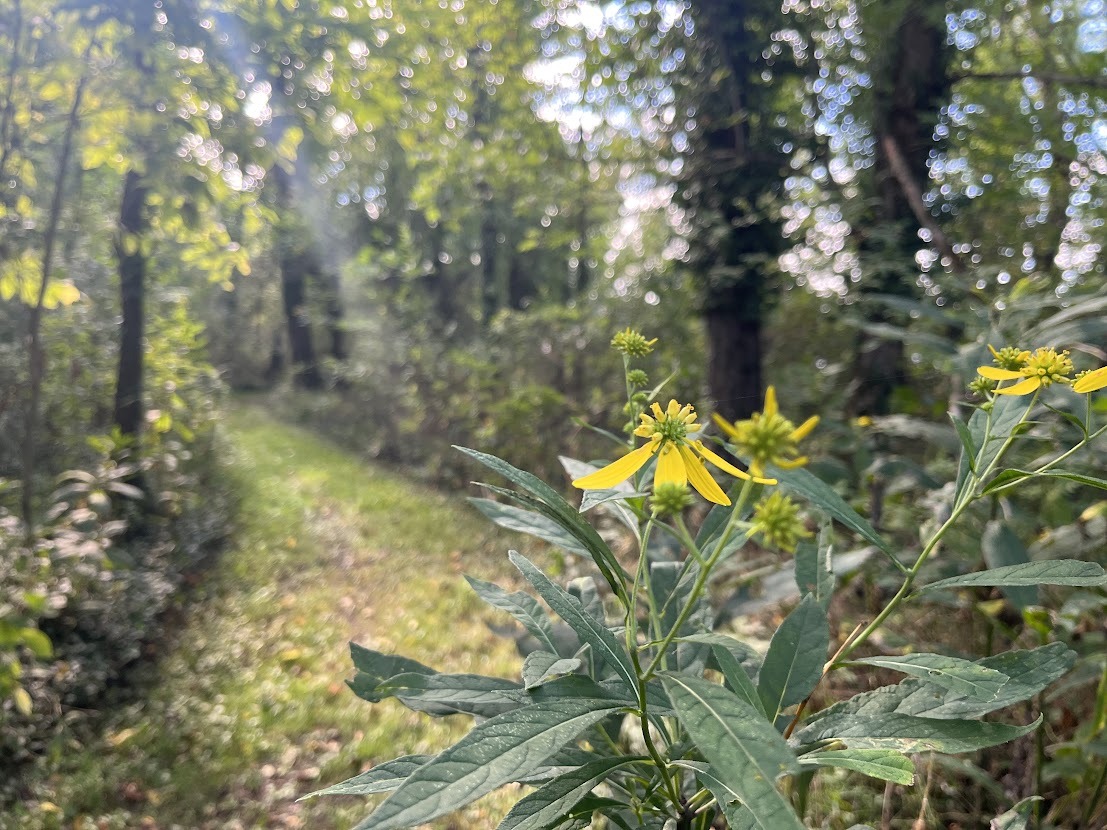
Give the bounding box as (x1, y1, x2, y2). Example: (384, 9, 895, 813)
(114, 168, 149, 438)
(706, 308, 763, 422)
(849, 0, 950, 416)
(272, 164, 323, 389)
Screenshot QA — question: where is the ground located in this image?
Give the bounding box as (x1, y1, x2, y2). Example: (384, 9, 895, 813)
(5, 403, 545, 830)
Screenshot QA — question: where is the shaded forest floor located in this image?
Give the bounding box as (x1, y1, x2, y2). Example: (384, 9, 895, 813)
(5, 403, 541, 830)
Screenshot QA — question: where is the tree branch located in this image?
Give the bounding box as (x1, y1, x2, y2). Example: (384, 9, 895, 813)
(952, 70, 1107, 90)
(880, 134, 966, 274)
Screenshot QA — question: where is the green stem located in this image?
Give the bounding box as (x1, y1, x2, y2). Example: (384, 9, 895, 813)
(643, 478, 757, 679)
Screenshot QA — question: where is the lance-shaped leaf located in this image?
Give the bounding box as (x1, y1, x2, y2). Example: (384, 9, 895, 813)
(982, 469, 1107, 496)
(758, 594, 829, 722)
(794, 524, 834, 610)
(457, 447, 628, 594)
(351, 644, 436, 683)
(496, 756, 645, 830)
(851, 654, 1009, 700)
(465, 575, 559, 655)
(356, 699, 625, 830)
(301, 755, 431, 800)
(651, 560, 711, 673)
(470, 498, 591, 558)
(799, 711, 1042, 754)
(990, 797, 1042, 830)
(797, 749, 915, 785)
(522, 651, 582, 690)
(510, 552, 637, 694)
(712, 645, 765, 717)
(981, 521, 1036, 609)
(917, 560, 1107, 594)
(661, 674, 803, 830)
(956, 394, 1023, 503)
(768, 465, 890, 554)
(675, 761, 758, 830)
(376, 672, 528, 718)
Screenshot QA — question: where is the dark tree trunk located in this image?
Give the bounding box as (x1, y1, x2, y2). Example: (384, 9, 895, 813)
(480, 195, 500, 324)
(683, 0, 794, 419)
(273, 164, 323, 389)
(114, 169, 149, 437)
(323, 270, 348, 362)
(706, 309, 763, 422)
(849, 1, 950, 416)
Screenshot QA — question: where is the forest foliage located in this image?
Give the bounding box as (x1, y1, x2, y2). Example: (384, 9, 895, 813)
(1, 0, 1106, 827)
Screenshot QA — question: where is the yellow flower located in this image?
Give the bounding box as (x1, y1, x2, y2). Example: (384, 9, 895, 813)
(572, 399, 774, 506)
(1074, 366, 1107, 394)
(977, 347, 1074, 396)
(713, 386, 819, 479)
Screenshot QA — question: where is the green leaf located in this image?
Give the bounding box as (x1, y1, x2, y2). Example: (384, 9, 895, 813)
(18, 628, 52, 659)
(990, 797, 1042, 830)
(982, 469, 1107, 496)
(955, 395, 1024, 504)
(851, 654, 1009, 700)
(712, 645, 765, 717)
(757, 594, 829, 722)
(981, 521, 1037, 609)
(916, 560, 1107, 593)
(651, 561, 710, 673)
(802, 712, 1043, 753)
(458, 447, 628, 595)
(949, 413, 976, 474)
(794, 524, 834, 610)
(768, 465, 891, 554)
(464, 575, 559, 655)
(675, 761, 758, 830)
(375, 672, 528, 718)
(797, 749, 915, 785)
(302, 755, 431, 799)
(522, 652, 582, 690)
(357, 699, 625, 830)
(470, 498, 591, 558)
(510, 552, 638, 694)
(350, 644, 436, 685)
(661, 674, 803, 830)
(496, 757, 644, 830)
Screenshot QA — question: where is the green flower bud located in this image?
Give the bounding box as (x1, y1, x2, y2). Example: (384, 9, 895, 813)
(611, 328, 658, 357)
(627, 369, 649, 387)
(751, 492, 811, 553)
(651, 482, 695, 517)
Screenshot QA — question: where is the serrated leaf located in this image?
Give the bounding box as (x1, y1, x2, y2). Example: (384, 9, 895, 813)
(981, 521, 1036, 609)
(801, 711, 1042, 753)
(768, 465, 891, 553)
(852, 654, 1009, 700)
(470, 498, 591, 558)
(917, 560, 1107, 593)
(797, 749, 915, 785)
(510, 552, 637, 694)
(661, 674, 803, 830)
(357, 699, 625, 830)
(757, 594, 829, 722)
(522, 652, 581, 690)
(302, 755, 431, 799)
(465, 575, 558, 655)
(496, 757, 643, 830)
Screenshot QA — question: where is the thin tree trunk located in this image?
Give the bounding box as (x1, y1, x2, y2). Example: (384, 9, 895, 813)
(20, 53, 90, 532)
(706, 308, 762, 422)
(114, 169, 150, 438)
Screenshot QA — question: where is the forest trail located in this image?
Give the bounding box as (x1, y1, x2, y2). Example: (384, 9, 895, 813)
(9, 403, 533, 830)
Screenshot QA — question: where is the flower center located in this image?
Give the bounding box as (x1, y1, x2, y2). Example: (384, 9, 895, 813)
(737, 413, 796, 463)
(655, 416, 688, 444)
(1020, 348, 1073, 387)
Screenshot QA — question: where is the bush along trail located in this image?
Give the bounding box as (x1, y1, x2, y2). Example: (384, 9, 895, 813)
(4, 403, 540, 830)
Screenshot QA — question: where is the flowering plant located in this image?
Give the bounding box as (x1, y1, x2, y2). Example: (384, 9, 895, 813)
(309, 333, 1107, 828)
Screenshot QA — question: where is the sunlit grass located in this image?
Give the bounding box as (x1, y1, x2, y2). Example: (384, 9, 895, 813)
(5, 403, 546, 830)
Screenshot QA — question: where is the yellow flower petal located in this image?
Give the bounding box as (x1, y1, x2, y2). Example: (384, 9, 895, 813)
(775, 456, 808, 469)
(712, 411, 740, 439)
(789, 415, 820, 442)
(693, 441, 777, 485)
(1074, 366, 1107, 394)
(977, 366, 1024, 381)
(654, 444, 687, 487)
(678, 445, 730, 506)
(666, 399, 682, 417)
(993, 376, 1041, 396)
(573, 442, 658, 489)
(763, 386, 778, 418)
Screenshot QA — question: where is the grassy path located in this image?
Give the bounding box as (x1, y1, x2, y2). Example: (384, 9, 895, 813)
(9, 405, 541, 830)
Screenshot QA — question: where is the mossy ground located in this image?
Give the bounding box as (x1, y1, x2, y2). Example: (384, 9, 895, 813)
(5, 404, 545, 830)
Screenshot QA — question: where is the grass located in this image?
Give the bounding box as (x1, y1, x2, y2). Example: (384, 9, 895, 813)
(5, 403, 548, 830)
